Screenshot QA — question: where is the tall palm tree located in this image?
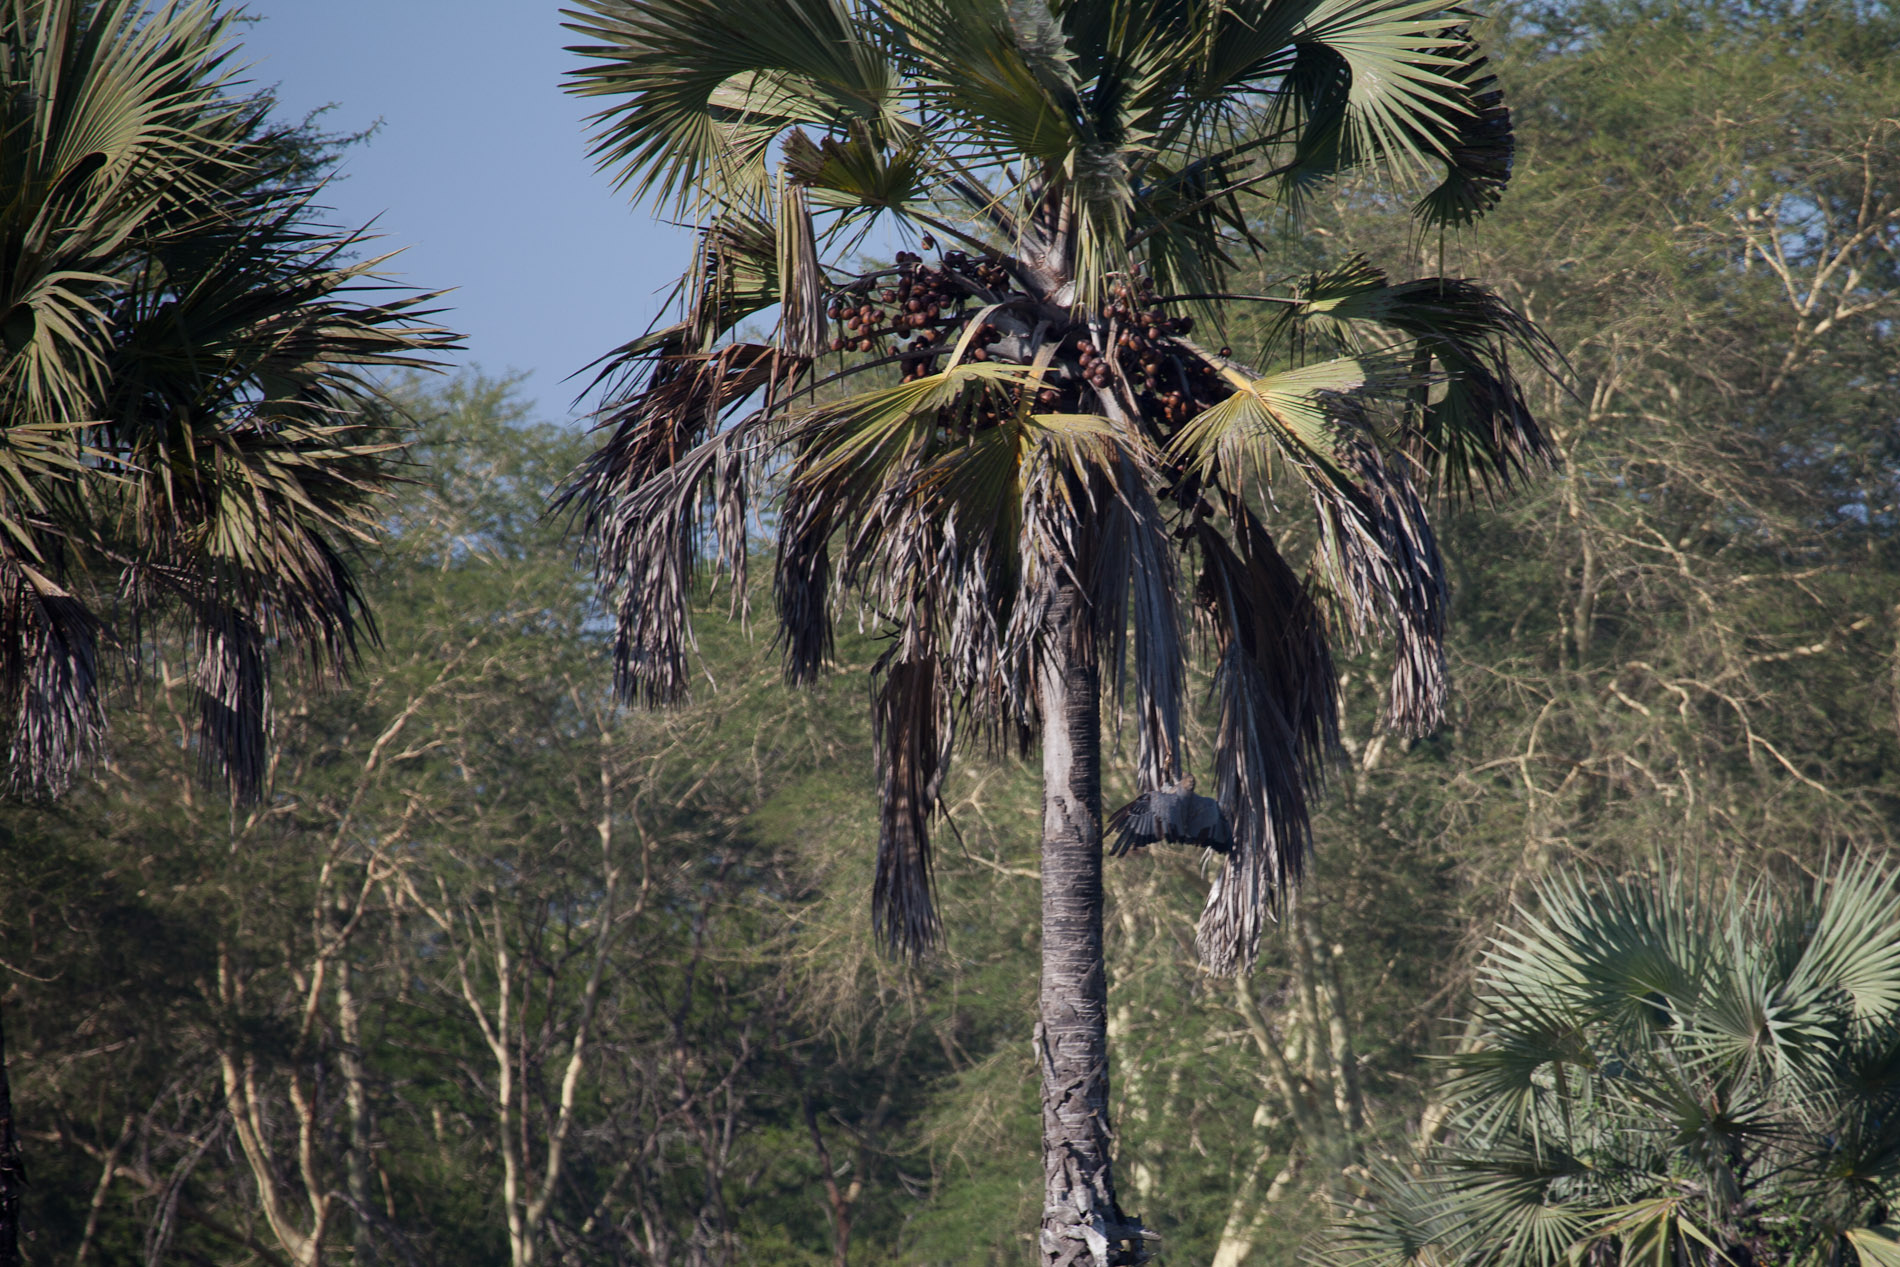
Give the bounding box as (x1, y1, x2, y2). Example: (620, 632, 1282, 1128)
(562, 0, 1551, 1259)
(0, 1, 452, 1256)
(1337, 861, 1900, 1267)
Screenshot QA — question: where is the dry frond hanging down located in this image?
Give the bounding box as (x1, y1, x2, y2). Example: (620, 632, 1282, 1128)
(1338, 440, 1450, 737)
(194, 610, 270, 802)
(0, 565, 105, 798)
(871, 655, 952, 957)
(777, 175, 830, 360)
(1192, 515, 1341, 975)
(1092, 453, 1185, 792)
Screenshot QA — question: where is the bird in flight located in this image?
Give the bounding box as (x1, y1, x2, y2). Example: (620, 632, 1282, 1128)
(1107, 775, 1233, 857)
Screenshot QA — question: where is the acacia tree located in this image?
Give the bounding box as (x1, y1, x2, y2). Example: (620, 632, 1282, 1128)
(562, 0, 1551, 1260)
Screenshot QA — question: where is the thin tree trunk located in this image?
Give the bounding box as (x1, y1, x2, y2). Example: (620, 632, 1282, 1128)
(0, 1000, 22, 1267)
(336, 956, 373, 1264)
(1036, 585, 1145, 1267)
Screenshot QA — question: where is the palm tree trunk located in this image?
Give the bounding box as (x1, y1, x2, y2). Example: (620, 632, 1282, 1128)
(0, 999, 23, 1267)
(1036, 584, 1144, 1267)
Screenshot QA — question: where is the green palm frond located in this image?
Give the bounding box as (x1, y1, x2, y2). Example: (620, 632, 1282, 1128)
(1167, 353, 1397, 485)
(1338, 863, 1900, 1267)
(1294, 0, 1477, 179)
(1784, 857, 1900, 1025)
(1278, 255, 1560, 498)
(1848, 1227, 1900, 1267)
(564, 0, 896, 210)
(1409, 30, 1513, 227)
(783, 123, 928, 217)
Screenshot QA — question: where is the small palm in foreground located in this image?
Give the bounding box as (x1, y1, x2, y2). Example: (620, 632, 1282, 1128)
(562, 0, 1553, 1258)
(1337, 861, 1900, 1267)
(0, 0, 454, 799)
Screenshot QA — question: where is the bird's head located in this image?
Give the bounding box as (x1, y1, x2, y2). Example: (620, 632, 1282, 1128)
(1176, 773, 1196, 794)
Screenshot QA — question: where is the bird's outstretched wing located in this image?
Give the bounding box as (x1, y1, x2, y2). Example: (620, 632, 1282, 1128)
(1181, 794, 1234, 855)
(1108, 786, 1234, 856)
(1107, 792, 1160, 857)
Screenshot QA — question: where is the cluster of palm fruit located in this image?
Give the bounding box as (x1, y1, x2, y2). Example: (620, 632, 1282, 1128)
(826, 246, 988, 360)
(826, 248, 1234, 432)
(1064, 276, 1227, 429)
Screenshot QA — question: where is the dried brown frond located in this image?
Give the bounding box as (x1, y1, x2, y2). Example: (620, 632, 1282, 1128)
(558, 344, 782, 706)
(871, 654, 952, 958)
(1191, 511, 1341, 974)
(0, 561, 105, 797)
(776, 175, 829, 359)
(1091, 451, 1184, 791)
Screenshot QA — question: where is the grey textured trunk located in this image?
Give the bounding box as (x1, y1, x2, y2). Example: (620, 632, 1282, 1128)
(1036, 586, 1146, 1266)
(0, 1001, 21, 1267)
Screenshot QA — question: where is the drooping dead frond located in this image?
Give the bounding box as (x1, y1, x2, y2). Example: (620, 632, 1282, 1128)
(776, 172, 829, 359)
(1091, 450, 1184, 790)
(558, 343, 781, 705)
(872, 654, 951, 958)
(563, 342, 778, 518)
(1, 562, 105, 798)
(1192, 513, 1341, 975)
(774, 495, 834, 686)
(591, 415, 765, 707)
(1317, 439, 1448, 736)
(194, 607, 270, 802)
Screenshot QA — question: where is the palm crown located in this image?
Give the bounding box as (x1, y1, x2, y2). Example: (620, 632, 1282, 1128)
(563, 0, 1556, 969)
(1339, 863, 1900, 1267)
(0, 0, 454, 799)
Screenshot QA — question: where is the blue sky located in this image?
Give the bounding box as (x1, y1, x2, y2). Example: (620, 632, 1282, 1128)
(238, 0, 689, 416)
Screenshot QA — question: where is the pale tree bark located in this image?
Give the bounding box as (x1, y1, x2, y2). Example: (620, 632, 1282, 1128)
(1212, 906, 1369, 1267)
(1106, 884, 1184, 1213)
(335, 956, 373, 1263)
(1292, 900, 1365, 1150)
(1106, 1003, 1156, 1206)
(1208, 1142, 1300, 1267)
(1036, 584, 1147, 1267)
(216, 942, 334, 1267)
(51, 1112, 293, 1267)
(70, 1116, 132, 1267)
